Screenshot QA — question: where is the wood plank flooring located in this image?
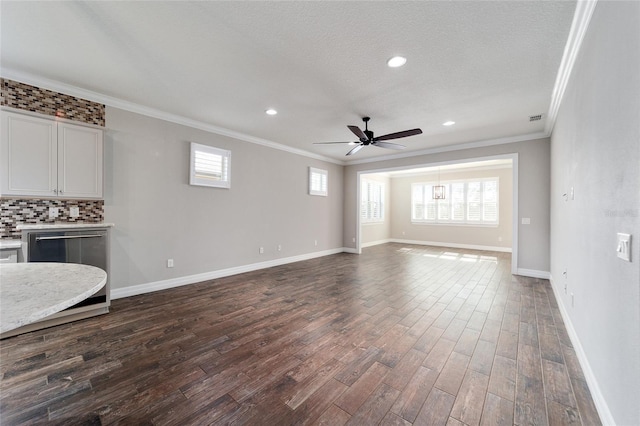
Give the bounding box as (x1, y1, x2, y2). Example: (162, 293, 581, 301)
(0, 243, 601, 425)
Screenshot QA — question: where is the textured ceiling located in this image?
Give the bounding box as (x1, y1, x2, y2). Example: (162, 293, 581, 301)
(0, 1, 576, 163)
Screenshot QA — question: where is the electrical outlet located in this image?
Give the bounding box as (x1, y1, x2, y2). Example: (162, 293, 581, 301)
(571, 292, 574, 308)
(167, 259, 174, 268)
(521, 217, 531, 225)
(69, 206, 80, 218)
(352, 237, 356, 243)
(49, 207, 59, 219)
(259, 247, 264, 254)
(277, 245, 282, 252)
(314, 240, 318, 246)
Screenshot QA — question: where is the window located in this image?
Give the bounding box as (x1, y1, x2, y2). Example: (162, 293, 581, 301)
(412, 178, 499, 225)
(189, 142, 231, 189)
(361, 179, 385, 223)
(309, 167, 328, 196)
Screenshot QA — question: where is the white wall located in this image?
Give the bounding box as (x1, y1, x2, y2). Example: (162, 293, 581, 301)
(550, 1, 640, 424)
(344, 138, 550, 273)
(104, 107, 344, 292)
(390, 166, 512, 251)
(360, 174, 391, 246)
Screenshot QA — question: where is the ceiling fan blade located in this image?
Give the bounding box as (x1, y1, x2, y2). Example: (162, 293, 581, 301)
(346, 144, 364, 156)
(373, 141, 406, 150)
(348, 125, 368, 141)
(313, 141, 353, 144)
(373, 128, 422, 141)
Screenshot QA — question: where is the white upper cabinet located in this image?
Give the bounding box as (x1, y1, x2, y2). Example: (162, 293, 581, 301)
(1, 110, 103, 199)
(1, 111, 57, 197)
(57, 122, 103, 199)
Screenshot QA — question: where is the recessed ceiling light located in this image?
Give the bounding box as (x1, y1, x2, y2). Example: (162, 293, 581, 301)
(443, 121, 455, 126)
(387, 56, 407, 68)
(265, 108, 278, 115)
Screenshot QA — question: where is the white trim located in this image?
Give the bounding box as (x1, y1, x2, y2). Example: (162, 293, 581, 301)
(189, 142, 231, 189)
(346, 132, 547, 166)
(389, 239, 512, 253)
(0, 68, 344, 166)
(388, 163, 512, 179)
(346, 1, 598, 166)
(356, 153, 519, 271)
(0, 106, 104, 130)
(111, 247, 353, 299)
(548, 274, 616, 426)
(1, 0, 595, 170)
(342, 247, 360, 254)
(361, 239, 392, 248)
(515, 268, 551, 279)
(545, 0, 599, 135)
(308, 167, 328, 196)
(511, 153, 519, 274)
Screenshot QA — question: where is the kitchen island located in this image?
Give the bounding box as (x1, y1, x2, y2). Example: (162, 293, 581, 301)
(0, 263, 107, 334)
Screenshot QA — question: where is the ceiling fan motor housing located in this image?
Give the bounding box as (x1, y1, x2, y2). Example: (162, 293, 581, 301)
(362, 117, 373, 142)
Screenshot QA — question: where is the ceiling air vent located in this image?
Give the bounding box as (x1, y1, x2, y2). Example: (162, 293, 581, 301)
(529, 114, 543, 122)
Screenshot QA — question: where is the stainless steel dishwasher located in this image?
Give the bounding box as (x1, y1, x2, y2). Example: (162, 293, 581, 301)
(1, 226, 111, 338)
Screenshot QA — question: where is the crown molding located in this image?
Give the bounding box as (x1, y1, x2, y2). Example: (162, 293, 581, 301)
(0, 68, 345, 166)
(545, 0, 598, 135)
(5, 0, 596, 175)
(344, 131, 548, 166)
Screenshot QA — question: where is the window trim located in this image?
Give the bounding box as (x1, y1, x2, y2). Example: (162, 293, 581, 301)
(309, 167, 328, 196)
(411, 177, 499, 225)
(361, 179, 385, 224)
(189, 142, 231, 189)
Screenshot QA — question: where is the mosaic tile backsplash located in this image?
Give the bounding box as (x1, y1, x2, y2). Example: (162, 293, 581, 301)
(1, 78, 105, 126)
(0, 198, 104, 239)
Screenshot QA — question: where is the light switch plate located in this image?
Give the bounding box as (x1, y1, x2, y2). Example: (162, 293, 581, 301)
(70, 206, 80, 218)
(617, 233, 631, 262)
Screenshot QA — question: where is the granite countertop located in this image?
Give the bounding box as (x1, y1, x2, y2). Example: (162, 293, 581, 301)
(0, 239, 22, 249)
(16, 223, 115, 231)
(0, 263, 107, 334)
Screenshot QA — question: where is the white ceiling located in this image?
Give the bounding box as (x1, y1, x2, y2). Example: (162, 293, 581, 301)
(0, 1, 577, 163)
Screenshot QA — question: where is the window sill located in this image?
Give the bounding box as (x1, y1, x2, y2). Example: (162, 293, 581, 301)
(411, 221, 499, 228)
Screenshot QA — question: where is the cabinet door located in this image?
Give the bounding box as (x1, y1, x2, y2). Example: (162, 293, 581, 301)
(0, 111, 58, 197)
(57, 122, 103, 199)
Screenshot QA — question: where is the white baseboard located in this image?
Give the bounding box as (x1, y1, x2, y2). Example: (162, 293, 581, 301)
(515, 268, 551, 279)
(361, 239, 392, 248)
(111, 247, 351, 299)
(389, 238, 512, 253)
(548, 275, 615, 425)
(342, 247, 360, 254)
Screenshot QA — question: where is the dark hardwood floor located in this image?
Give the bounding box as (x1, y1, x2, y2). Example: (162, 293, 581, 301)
(0, 243, 601, 425)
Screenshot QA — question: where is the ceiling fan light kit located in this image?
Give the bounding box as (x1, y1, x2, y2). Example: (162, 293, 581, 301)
(314, 116, 422, 156)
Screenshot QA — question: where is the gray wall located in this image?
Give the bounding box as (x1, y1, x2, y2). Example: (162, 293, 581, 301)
(390, 166, 513, 250)
(550, 1, 640, 424)
(344, 138, 550, 273)
(360, 174, 391, 245)
(104, 107, 344, 291)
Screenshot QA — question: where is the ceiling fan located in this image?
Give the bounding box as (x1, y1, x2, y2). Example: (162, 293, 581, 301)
(314, 117, 422, 156)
